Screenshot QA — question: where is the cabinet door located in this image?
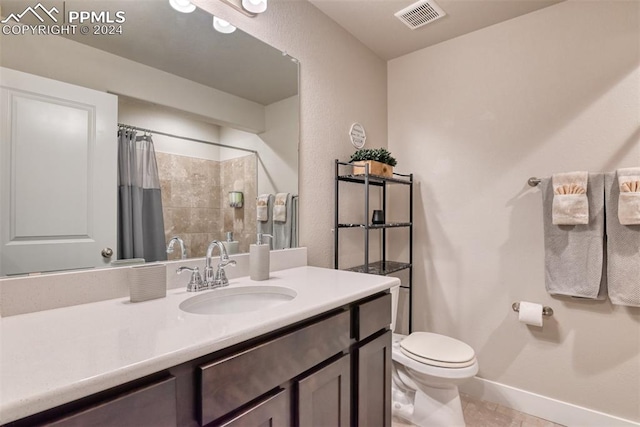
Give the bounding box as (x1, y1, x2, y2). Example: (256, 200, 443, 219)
(357, 331, 391, 427)
(0, 67, 118, 275)
(297, 354, 350, 427)
(218, 389, 289, 427)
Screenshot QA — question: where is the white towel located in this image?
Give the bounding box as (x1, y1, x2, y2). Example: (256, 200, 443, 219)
(273, 193, 289, 223)
(552, 171, 589, 225)
(257, 194, 270, 222)
(616, 167, 640, 225)
(540, 174, 607, 299)
(605, 172, 640, 307)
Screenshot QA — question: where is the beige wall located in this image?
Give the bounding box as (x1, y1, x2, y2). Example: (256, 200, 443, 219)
(193, 0, 388, 268)
(388, 0, 640, 421)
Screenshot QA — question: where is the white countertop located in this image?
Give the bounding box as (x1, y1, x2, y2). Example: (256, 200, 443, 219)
(0, 266, 399, 424)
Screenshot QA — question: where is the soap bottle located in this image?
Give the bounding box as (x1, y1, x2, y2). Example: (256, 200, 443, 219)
(222, 231, 239, 255)
(250, 233, 273, 281)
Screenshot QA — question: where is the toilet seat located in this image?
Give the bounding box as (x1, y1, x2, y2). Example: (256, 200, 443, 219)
(400, 332, 476, 369)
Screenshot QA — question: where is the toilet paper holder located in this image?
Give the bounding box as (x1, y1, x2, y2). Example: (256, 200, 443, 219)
(512, 302, 553, 316)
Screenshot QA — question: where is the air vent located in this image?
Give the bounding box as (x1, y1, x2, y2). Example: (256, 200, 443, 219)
(394, 0, 446, 30)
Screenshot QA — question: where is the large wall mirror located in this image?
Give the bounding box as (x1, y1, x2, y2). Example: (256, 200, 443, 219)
(0, 0, 299, 276)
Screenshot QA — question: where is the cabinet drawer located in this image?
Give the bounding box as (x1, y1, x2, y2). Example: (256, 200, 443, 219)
(199, 310, 351, 426)
(356, 293, 391, 340)
(46, 376, 176, 427)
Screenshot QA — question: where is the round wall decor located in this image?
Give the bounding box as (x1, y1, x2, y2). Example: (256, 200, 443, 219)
(349, 123, 366, 149)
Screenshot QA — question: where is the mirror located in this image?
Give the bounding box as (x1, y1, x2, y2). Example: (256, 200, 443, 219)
(0, 0, 299, 276)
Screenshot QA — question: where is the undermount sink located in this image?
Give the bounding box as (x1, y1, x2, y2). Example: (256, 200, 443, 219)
(179, 286, 297, 315)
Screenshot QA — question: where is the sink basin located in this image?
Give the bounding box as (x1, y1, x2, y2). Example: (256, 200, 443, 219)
(179, 286, 297, 315)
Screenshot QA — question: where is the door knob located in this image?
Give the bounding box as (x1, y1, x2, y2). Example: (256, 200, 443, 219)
(101, 247, 114, 258)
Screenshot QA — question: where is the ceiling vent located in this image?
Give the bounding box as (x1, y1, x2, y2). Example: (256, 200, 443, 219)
(394, 0, 446, 30)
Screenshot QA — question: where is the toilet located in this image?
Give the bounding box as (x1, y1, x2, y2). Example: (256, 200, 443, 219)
(390, 286, 479, 427)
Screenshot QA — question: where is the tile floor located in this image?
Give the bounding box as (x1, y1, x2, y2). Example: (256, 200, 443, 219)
(392, 393, 566, 427)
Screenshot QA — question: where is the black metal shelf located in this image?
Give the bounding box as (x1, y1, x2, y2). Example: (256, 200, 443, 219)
(346, 261, 411, 276)
(337, 174, 412, 187)
(337, 222, 412, 229)
(334, 159, 414, 332)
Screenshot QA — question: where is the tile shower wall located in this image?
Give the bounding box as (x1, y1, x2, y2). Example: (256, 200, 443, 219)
(221, 154, 257, 253)
(157, 152, 256, 259)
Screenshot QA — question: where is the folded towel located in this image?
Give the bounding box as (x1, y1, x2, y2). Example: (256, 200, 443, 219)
(541, 174, 606, 299)
(257, 194, 275, 248)
(552, 171, 589, 225)
(605, 172, 640, 307)
(257, 194, 270, 222)
(273, 193, 289, 223)
(273, 193, 293, 249)
(616, 167, 640, 225)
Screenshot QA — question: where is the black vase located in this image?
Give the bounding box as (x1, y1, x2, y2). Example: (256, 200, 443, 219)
(372, 210, 385, 224)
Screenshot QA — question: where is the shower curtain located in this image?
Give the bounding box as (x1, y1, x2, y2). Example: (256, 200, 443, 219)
(117, 128, 167, 262)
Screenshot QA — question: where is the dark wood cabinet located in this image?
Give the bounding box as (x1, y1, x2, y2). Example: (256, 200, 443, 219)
(297, 355, 351, 427)
(355, 331, 392, 427)
(8, 292, 391, 427)
(35, 377, 177, 427)
(217, 389, 290, 427)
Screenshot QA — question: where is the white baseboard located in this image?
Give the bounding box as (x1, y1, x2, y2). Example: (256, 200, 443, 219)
(459, 377, 639, 427)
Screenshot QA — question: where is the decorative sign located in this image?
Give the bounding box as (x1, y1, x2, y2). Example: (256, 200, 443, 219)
(349, 123, 366, 149)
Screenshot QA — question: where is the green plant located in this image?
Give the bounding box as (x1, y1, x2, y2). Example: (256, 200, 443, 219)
(349, 148, 397, 167)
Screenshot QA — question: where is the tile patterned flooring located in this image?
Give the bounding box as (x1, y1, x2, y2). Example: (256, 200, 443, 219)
(392, 393, 566, 427)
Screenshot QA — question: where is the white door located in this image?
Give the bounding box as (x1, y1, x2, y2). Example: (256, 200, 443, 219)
(0, 67, 118, 275)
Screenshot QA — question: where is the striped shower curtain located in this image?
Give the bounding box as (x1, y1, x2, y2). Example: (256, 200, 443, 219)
(117, 128, 167, 262)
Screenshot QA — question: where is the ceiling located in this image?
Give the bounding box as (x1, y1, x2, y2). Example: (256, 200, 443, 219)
(308, 0, 564, 60)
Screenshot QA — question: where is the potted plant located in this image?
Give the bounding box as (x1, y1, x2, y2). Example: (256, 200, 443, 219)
(349, 148, 397, 178)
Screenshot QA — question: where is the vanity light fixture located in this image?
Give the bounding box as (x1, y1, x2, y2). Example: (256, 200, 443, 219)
(213, 16, 236, 33)
(241, 0, 267, 14)
(169, 0, 196, 13)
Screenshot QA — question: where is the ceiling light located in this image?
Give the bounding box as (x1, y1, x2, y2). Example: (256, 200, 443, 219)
(241, 0, 267, 14)
(213, 16, 236, 34)
(169, 0, 196, 13)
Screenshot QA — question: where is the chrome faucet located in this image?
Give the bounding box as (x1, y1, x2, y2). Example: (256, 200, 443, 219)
(176, 266, 203, 292)
(166, 236, 187, 260)
(204, 240, 236, 289)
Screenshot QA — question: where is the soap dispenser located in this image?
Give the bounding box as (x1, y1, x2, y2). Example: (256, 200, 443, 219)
(250, 233, 273, 281)
(222, 231, 239, 255)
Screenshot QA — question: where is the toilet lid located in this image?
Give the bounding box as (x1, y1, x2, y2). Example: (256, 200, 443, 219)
(400, 332, 476, 368)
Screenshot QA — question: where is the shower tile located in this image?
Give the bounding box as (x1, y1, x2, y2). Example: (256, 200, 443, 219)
(171, 154, 190, 181)
(189, 157, 208, 185)
(223, 208, 233, 231)
(160, 180, 172, 206)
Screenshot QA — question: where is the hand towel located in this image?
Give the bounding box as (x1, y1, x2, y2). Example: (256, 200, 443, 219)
(616, 167, 640, 225)
(540, 174, 606, 299)
(273, 193, 293, 250)
(257, 194, 270, 222)
(552, 171, 589, 225)
(605, 172, 640, 307)
(257, 194, 275, 249)
(273, 193, 289, 223)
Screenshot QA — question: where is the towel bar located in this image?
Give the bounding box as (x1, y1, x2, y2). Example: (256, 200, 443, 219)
(528, 177, 541, 187)
(512, 302, 553, 316)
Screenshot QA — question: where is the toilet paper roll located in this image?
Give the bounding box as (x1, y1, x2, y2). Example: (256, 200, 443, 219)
(518, 301, 543, 327)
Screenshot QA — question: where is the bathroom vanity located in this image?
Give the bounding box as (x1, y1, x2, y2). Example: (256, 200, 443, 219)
(0, 266, 398, 426)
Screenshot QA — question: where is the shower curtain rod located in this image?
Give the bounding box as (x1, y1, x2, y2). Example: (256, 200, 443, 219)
(117, 123, 258, 155)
